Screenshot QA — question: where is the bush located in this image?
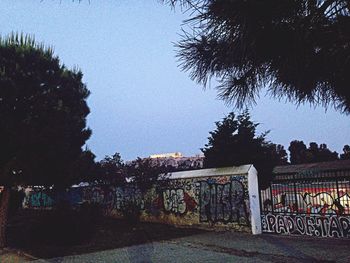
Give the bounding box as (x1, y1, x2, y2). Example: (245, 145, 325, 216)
(8, 189, 25, 216)
(32, 202, 102, 246)
(121, 201, 141, 226)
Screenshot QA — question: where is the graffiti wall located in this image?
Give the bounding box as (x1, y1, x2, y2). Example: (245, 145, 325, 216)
(146, 174, 251, 230)
(23, 185, 144, 212)
(23, 188, 54, 208)
(23, 166, 261, 233)
(260, 177, 350, 238)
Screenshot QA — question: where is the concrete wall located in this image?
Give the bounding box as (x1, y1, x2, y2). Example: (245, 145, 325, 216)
(24, 165, 261, 234)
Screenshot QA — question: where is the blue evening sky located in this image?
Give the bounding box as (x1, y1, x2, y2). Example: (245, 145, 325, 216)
(1, 0, 349, 161)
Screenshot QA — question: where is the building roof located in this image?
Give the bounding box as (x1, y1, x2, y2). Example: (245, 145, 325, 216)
(272, 159, 350, 180)
(166, 164, 254, 180)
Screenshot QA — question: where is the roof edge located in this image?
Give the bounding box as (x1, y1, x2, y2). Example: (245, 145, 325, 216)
(165, 164, 253, 180)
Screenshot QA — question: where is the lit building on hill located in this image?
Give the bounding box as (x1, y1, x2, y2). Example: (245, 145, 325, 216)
(147, 152, 204, 170)
(126, 152, 204, 171)
(149, 152, 183, 159)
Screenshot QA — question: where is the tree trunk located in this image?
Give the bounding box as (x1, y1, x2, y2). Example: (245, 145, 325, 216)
(0, 187, 11, 248)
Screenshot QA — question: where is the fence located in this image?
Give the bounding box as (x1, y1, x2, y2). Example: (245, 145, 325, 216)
(260, 160, 350, 238)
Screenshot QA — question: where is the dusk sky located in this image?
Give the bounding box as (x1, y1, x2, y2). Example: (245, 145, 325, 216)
(2, 0, 350, 161)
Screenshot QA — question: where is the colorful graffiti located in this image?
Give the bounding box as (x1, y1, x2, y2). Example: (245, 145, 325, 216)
(23, 172, 253, 230)
(199, 178, 249, 224)
(81, 186, 117, 210)
(27, 191, 54, 208)
(163, 189, 186, 214)
(162, 188, 197, 215)
(80, 186, 144, 211)
(23, 185, 145, 212)
(261, 182, 350, 215)
(260, 178, 350, 238)
(261, 213, 350, 238)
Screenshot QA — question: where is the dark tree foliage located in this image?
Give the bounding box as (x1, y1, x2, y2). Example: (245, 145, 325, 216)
(72, 149, 100, 184)
(0, 34, 91, 188)
(288, 140, 308, 164)
(340, 145, 350, 159)
(288, 140, 339, 164)
(0, 34, 91, 247)
(309, 142, 339, 162)
(202, 110, 288, 186)
(99, 152, 126, 185)
(126, 158, 170, 193)
(166, 0, 350, 112)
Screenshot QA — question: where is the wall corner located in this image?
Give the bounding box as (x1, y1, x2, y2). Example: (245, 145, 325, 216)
(247, 165, 262, 235)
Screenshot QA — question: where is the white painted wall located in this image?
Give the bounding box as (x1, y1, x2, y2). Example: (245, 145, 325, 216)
(248, 165, 262, 234)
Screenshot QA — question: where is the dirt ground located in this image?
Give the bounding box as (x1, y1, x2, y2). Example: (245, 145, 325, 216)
(0, 248, 34, 262)
(7, 210, 204, 259)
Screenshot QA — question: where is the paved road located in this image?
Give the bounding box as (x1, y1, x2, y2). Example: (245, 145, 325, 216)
(32, 232, 350, 263)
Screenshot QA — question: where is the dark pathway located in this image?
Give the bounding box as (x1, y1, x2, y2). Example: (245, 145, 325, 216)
(32, 232, 350, 263)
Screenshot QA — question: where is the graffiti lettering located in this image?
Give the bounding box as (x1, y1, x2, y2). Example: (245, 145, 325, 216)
(162, 188, 197, 215)
(261, 214, 350, 238)
(200, 179, 248, 224)
(82, 187, 118, 210)
(122, 187, 144, 210)
(166, 180, 193, 191)
(82, 186, 144, 211)
(262, 186, 350, 215)
(163, 189, 186, 214)
(28, 191, 54, 208)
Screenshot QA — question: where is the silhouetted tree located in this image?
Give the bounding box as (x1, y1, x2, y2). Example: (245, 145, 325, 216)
(289, 140, 308, 164)
(340, 145, 350, 160)
(72, 149, 100, 184)
(288, 141, 338, 164)
(126, 158, 169, 193)
(0, 34, 91, 247)
(201, 112, 239, 168)
(315, 143, 339, 162)
(166, 1, 350, 112)
(202, 110, 288, 187)
(99, 152, 126, 185)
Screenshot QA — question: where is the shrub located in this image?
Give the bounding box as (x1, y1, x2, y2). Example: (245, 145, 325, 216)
(32, 202, 102, 246)
(121, 200, 141, 226)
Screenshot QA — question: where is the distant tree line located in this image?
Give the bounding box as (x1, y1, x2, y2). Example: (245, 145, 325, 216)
(202, 110, 350, 166)
(288, 140, 350, 164)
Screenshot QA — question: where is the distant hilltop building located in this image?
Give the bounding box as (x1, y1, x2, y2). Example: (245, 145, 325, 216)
(150, 152, 183, 159)
(126, 152, 204, 171)
(148, 152, 204, 170)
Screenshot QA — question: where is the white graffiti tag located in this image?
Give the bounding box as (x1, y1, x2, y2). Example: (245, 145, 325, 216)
(163, 189, 186, 214)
